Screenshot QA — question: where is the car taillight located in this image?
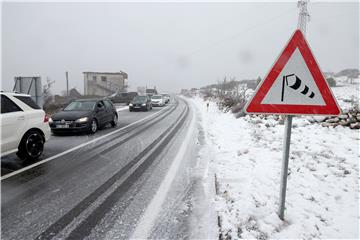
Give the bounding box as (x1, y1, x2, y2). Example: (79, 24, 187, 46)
(44, 114, 49, 123)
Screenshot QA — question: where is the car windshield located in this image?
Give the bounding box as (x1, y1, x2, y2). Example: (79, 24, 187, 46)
(133, 96, 147, 102)
(152, 95, 162, 99)
(64, 101, 96, 111)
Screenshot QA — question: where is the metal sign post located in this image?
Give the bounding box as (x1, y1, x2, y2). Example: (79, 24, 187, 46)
(278, 115, 292, 220)
(278, 0, 310, 220)
(278, 0, 309, 220)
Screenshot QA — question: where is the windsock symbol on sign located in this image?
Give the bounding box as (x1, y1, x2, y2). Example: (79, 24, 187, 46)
(281, 74, 315, 102)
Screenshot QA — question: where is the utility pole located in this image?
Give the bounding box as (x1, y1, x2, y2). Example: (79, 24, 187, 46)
(278, 0, 311, 221)
(66, 71, 69, 96)
(297, 0, 310, 34)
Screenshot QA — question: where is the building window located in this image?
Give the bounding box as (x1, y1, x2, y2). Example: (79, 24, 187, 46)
(101, 76, 107, 82)
(92, 76, 97, 81)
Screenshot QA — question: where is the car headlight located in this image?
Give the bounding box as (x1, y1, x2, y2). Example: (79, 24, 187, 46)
(129, 103, 133, 106)
(75, 117, 89, 123)
(49, 117, 53, 123)
(141, 103, 146, 106)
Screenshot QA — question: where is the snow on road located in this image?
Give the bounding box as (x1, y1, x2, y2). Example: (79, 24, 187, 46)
(189, 82, 359, 239)
(131, 103, 196, 239)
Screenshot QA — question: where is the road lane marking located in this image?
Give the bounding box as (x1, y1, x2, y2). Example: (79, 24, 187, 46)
(116, 106, 129, 112)
(1, 104, 174, 181)
(0, 149, 18, 158)
(131, 99, 195, 239)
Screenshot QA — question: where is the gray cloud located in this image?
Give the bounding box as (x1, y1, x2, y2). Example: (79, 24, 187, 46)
(2, 2, 359, 94)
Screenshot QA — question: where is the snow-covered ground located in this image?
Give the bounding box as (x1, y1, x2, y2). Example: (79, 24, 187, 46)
(189, 79, 359, 239)
(332, 77, 360, 112)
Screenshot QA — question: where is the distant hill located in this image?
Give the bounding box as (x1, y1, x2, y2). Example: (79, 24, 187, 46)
(201, 78, 260, 91)
(334, 69, 359, 78)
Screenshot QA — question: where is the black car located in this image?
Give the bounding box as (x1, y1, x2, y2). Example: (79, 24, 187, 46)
(109, 92, 138, 104)
(129, 95, 152, 112)
(49, 99, 118, 134)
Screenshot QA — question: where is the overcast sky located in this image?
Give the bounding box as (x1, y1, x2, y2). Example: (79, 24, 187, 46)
(2, 1, 359, 94)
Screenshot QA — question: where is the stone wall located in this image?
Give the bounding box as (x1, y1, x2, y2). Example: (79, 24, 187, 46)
(321, 109, 360, 129)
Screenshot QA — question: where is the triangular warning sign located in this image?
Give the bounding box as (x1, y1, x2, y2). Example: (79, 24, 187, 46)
(245, 30, 341, 116)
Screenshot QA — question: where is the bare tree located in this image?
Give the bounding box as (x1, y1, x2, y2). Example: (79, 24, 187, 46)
(43, 77, 55, 104)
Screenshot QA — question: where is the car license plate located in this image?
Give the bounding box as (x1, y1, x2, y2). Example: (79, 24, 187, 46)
(56, 125, 69, 128)
(134, 106, 140, 108)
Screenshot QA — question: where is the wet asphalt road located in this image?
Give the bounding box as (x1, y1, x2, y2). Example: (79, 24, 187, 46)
(1, 97, 195, 240)
(1, 104, 164, 176)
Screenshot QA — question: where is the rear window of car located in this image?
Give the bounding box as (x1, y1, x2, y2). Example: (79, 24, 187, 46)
(1, 95, 23, 114)
(14, 96, 41, 109)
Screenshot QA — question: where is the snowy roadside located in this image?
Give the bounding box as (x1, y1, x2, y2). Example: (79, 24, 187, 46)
(188, 94, 359, 239)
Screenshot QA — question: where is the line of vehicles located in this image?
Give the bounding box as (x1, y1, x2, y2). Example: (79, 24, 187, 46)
(129, 94, 170, 111)
(0, 91, 171, 162)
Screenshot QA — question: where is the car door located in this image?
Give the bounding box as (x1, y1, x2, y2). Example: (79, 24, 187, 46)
(0, 95, 27, 154)
(103, 100, 115, 122)
(95, 101, 107, 126)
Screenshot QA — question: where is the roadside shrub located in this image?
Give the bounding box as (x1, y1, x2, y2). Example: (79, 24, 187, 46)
(43, 102, 68, 115)
(326, 77, 336, 87)
(232, 100, 247, 118)
(216, 97, 235, 112)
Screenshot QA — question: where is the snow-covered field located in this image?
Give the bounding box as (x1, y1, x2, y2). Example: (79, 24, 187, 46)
(189, 80, 359, 239)
(332, 77, 360, 112)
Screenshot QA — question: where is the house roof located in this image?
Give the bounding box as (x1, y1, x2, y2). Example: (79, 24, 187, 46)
(83, 71, 128, 79)
(146, 89, 157, 93)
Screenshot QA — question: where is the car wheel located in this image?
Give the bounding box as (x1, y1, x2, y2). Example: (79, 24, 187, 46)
(111, 114, 118, 127)
(89, 119, 98, 134)
(17, 130, 44, 161)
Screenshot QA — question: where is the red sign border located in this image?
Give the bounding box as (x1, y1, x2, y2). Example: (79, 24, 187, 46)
(245, 30, 341, 116)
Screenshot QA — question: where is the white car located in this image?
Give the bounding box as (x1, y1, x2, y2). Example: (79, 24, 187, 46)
(0, 92, 51, 160)
(161, 93, 170, 104)
(151, 95, 165, 107)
